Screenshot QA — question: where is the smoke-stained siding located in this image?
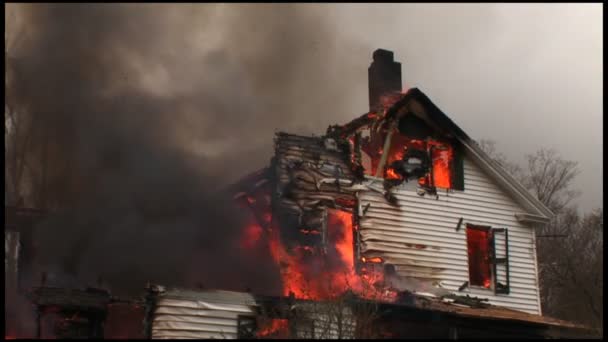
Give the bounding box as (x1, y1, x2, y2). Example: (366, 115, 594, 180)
(274, 133, 356, 213)
(148, 289, 257, 339)
(358, 156, 541, 314)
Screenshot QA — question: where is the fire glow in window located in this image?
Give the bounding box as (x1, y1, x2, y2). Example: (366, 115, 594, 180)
(466, 225, 492, 289)
(359, 126, 458, 190)
(428, 140, 454, 189)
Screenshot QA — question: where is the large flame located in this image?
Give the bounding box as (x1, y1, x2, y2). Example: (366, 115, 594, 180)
(260, 208, 396, 302)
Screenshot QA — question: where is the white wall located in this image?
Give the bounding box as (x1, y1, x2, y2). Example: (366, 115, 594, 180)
(357, 156, 541, 314)
(151, 295, 257, 339)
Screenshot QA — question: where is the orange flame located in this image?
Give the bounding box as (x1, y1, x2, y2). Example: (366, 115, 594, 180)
(241, 223, 263, 249)
(257, 319, 289, 338)
(361, 257, 383, 264)
(385, 167, 400, 180)
(264, 208, 397, 302)
(428, 140, 454, 189)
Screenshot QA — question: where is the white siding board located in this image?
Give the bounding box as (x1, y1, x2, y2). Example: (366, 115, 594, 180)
(154, 315, 238, 326)
(153, 307, 243, 319)
(364, 248, 537, 273)
(362, 208, 532, 236)
(151, 292, 257, 339)
(360, 216, 535, 243)
(358, 156, 541, 314)
(361, 230, 535, 252)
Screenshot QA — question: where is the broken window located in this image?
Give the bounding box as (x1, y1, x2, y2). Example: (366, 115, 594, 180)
(428, 140, 454, 189)
(356, 114, 465, 191)
(376, 136, 458, 189)
(466, 225, 492, 289)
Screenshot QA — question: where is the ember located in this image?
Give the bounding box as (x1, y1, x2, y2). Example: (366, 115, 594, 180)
(257, 319, 289, 338)
(361, 257, 383, 263)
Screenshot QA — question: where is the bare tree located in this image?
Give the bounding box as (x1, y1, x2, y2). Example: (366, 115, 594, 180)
(521, 148, 580, 213)
(479, 139, 602, 335)
(538, 209, 603, 335)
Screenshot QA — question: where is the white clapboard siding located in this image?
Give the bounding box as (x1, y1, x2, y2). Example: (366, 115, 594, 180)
(358, 157, 541, 314)
(151, 291, 257, 339)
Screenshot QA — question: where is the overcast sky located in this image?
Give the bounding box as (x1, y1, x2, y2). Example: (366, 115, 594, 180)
(324, 3, 602, 211)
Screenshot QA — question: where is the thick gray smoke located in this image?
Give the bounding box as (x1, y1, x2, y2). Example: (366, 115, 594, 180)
(5, 4, 354, 296)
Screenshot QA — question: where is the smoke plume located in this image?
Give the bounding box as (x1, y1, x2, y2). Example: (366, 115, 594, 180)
(5, 4, 355, 296)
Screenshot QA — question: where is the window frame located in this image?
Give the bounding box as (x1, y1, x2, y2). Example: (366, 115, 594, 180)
(465, 224, 494, 291)
(491, 228, 510, 295)
(465, 224, 511, 294)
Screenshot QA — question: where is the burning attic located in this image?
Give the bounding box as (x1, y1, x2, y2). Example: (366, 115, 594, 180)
(5, 48, 593, 339)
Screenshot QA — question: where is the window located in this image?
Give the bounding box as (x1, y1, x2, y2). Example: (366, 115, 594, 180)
(465, 224, 511, 293)
(428, 140, 454, 189)
(357, 118, 465, 191)
(237, 315, 257, 339)
(466, 225, 492, 289)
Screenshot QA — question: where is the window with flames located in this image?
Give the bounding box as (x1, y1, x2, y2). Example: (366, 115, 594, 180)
(465, 224, 510, 294)
(358, 114, 464, 191)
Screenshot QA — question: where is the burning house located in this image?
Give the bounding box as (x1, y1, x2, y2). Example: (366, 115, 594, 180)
(8, 48, 592, 339)
(224, 48, 591, 338)
(235, 48, 554, 310)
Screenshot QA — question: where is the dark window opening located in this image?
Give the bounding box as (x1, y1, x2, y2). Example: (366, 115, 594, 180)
(237, 315, 258, 339)
(466, 225, 492, 289)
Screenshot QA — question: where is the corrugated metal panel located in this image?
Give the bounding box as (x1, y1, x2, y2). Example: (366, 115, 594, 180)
(358, 157, 541, 314)
(150, 290, 257, 339)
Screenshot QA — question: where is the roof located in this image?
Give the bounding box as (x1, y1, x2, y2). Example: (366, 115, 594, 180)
(144, 286, 590, 335)
(227, 167, 271, 197)
(145, 285, 258, 339)
(331, 88, 554, 222)
(256, 291, 588, 333)
(146, 284, 258, 307)
(391, 292, 585, 330)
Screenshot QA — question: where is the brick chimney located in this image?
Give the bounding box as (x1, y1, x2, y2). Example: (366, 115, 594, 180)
(368, 49, 402, 112)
